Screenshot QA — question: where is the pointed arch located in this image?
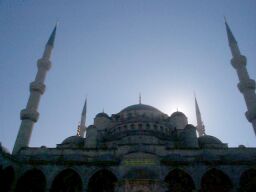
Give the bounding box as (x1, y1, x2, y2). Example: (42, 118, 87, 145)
(88, 169, 117, 192)
(164, 169, 195, 192)
(201, 168, 233, 192)
(50, 168, 82, 192)
(0, 166, 15, 192)
(15, 168, 46, 192)
(240, 168, 256, 192)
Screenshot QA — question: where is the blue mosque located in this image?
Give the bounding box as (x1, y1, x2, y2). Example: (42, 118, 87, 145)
(0, 20, 256, 192)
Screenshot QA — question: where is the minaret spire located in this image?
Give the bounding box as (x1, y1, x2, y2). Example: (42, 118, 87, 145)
(225, 20, 256, 136)
(225, 19, 240, 57)
(195, 97, 205, 136)
(77, 98, 87, 137)
(12, 25, 57, 154)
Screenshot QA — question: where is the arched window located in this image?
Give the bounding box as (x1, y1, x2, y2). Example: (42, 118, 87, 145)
(0, 166, 15, 192)
(88, 169, 117, 192)
(165, 169, 195, 192)
(201, 168, 233, 192)
(240, 169, 256, 192)
(50, 169, 82, 192)
(16, 169, 46, 192)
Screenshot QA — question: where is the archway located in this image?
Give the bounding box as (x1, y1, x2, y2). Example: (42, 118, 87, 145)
(240, 169, 256, 192)
(88, 169, 117, 192)
(0, 166, 15, 192)
(15, 169, 46, 192)
(164, 169, 195, 192)
(50, 169, 82, 192)
(201, 168, 233, 192)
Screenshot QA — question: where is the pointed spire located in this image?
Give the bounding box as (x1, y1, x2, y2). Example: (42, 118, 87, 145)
(82, 97, 87, 116)
(78, 97, 87, 137)
(46, 23, 57, 47)
(195, 96, 205, 136)
(225, 18, 237, 45)
(195, 97, 200, 116)
(224, 19, 241, 57)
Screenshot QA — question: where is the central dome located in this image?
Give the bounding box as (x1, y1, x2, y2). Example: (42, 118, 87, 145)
(120, 104, 162, 113)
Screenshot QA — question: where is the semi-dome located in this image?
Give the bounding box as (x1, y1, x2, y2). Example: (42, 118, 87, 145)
(61, 135, 84, 145)
(198, 135, 227, 149)
(198, 135, 223, 145)
(120, 104, 162, 113)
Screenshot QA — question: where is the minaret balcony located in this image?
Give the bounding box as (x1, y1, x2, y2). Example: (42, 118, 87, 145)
(237, 79, 256, 93)
(245, 105, 256, 122)
(231, 55, 246, 69)
(30, 82, 46, 94)
(37, 58, 52, 70)
(20, 109, 39, 122)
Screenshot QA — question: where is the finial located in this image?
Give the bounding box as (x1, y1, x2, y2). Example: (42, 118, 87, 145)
(139, 93, 141, 104)
(103, 108, 105, 113)
(46, 23, 58, 47)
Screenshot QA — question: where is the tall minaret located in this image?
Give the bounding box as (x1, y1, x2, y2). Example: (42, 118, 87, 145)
(225, 20, 256, 135)
(12, 25, 57, 154)
(77, 98, 87, 137)
(195, 97, 205, 136)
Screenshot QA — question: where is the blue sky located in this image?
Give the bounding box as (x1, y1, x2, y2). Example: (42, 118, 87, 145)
(0, 0, 256, 151)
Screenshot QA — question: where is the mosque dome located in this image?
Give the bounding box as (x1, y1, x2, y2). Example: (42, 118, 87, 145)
(170, 111, 186, 118)
(198, 135, 227, 149)
(120, 104, 162, 113)
(61, 136, 85, 146)
(96, 112, 109, 118)
(170, 111, 188, 130)
(198, 135, 222, 145)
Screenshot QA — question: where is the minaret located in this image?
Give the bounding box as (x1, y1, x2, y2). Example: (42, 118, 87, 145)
(195, 97, 205, 136)
(12, 25, 57, 154)
(225, 20, 256, 135)
(77, 98, 87, 137)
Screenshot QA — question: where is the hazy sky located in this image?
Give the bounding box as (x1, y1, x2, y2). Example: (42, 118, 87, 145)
(0, 0, 256, 151)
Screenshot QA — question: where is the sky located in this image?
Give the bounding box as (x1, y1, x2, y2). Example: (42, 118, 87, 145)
(0, 0, 256, 152)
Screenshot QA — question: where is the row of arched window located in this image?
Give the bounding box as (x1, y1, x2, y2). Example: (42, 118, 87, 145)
(0, 166, 255, 192)
(106, 122, 172, 136)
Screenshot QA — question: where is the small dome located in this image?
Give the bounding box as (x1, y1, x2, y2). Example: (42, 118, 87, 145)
(96, 112, 109, 118)
(198, 135, 223, 145)
(120, 104, 162, 113)
(61, 136, 84, 145)
(198, 135, 227, 149)
(170, 111, 186, 118)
